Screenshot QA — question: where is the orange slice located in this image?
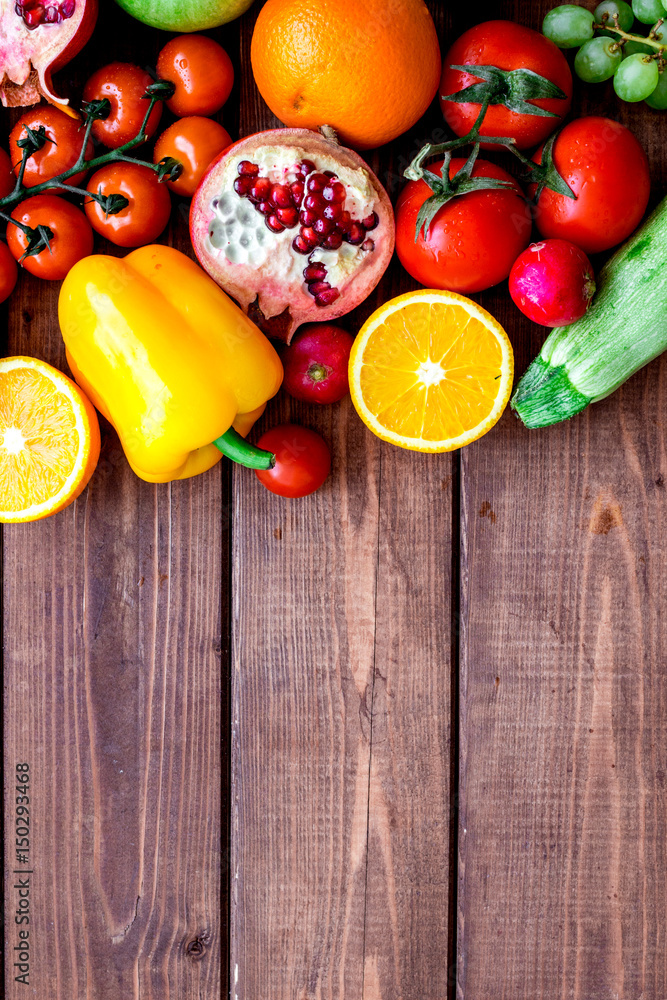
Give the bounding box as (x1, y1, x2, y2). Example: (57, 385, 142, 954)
(349, 290, 514, 452)
(0, 356, 100, 523)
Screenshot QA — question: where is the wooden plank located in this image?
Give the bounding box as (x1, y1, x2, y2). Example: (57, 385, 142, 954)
(231, 4, 453, 997)
(3, 5, 231, 995)
(458, 1, 667, 993)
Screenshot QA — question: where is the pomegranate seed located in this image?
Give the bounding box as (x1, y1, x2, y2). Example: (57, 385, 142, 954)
(271, 183, 293, 209)
(362, 239, 375, 251)
(300, 159, 316, 176)
(323, 230, 343, 251)
(316, 288, 341, 307)
(304, 193, 325, 213)
(363, 211, 379, 231)
(237, 160, 259, 177)
(331, 182, 346, 204)
(339, 211, 352, 233)
(345, 222, 366, 245)
(322, 203, 342, 222)
(60, 0, 74, 14)
(290, 181, 305, 205)
(300, 227, 319, 248)
(299, 208, 318, 227)
(303, 262, 327, 283)
(266, 214, 285, 233)
(308, 280, 331, 296)
(292, 235, 311, 254)
(277, 206, 299, 227)
(323, 170, 337, 179)
(322, 186, 336, 203)
(251, 177, 272, 202)
(44, 5, 59, 20)
(306, 173, 328, 193)
(314, 217, 334, 237)
(234, 176, 253, 196)
(258, 201, 273, 216)
(23, 5, 43, 25)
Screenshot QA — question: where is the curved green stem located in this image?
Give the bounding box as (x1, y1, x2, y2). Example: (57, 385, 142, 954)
(213, 427, 275, 470)
(595, 16, 666, 52)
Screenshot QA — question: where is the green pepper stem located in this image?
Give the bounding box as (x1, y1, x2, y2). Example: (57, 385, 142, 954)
(213, 427, 275, 470)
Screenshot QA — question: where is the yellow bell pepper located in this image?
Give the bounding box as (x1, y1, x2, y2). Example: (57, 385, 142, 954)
(58, 245, 283, 483)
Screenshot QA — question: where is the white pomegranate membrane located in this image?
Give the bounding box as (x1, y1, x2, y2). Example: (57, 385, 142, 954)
(205, 146, 380, 310)
(15, 0, 75, 28)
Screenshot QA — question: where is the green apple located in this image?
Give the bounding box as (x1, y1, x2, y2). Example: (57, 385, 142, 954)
(113, 0, 255, 30)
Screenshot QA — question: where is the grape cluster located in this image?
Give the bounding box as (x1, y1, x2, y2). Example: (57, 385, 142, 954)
(543, 1, 667, 106)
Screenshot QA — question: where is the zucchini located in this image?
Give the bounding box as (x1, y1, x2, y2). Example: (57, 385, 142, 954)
(512, 196, 667, 428)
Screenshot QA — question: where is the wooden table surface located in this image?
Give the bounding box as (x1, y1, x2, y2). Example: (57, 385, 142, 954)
(3, 0, 667, 997)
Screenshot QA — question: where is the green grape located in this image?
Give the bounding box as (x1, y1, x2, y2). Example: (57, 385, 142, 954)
(645, 66, 667, 104)
(623, 37, 656, 53)
(542, 5, 596, 47)
(575, 36, 624, 80)
(594, 0, 635, 34)
(632, 0, 665, 23)
(613, 52, 660, 98)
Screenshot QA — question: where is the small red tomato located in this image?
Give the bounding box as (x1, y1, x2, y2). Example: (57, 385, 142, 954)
(396, 158, 531, 293)
(82, 62, 163, 149)
(255, 425, 331, 498)
(85, 162, 171, 247)
(0, 148, 14, 198)
(157, 34, 234, 117)
(153, 117, 232, 197)
(530, 117, 650, 254)
(282, 324, 354, 404)
(0, 241, 18, 302)
(9, 106, 94, 188)
(7, 195, 93, 280)
(509, 239, 595, 327)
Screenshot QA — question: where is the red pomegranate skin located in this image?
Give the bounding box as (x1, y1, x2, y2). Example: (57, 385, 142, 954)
(508, 239, 596, 328)
(282, 324, 354, 404)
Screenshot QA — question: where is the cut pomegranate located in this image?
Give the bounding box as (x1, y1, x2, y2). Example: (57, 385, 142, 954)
(0, 0, 96, 109)
(191, 128, 395, 343)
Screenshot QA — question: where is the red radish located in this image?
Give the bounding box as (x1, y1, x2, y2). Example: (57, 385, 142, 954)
(509, 239, 595, 327)
(282, 323, 354, 404)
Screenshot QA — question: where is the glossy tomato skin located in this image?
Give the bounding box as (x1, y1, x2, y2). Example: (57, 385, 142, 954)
(83, 62, 163, 149)
(396, 158, 532, 294)
(0, 241, 18, 303)
(9, 107, 95, 188)
(0, 148, 14, 199)
(157, 34, 234, 117)
(7, 195, 94, 280)
(85, 162, 171, 247)
(255, 425, 331, 498)
(153, 117, 232, 197)
(440, 21, 572, 150)
(530, 117, 650, 254)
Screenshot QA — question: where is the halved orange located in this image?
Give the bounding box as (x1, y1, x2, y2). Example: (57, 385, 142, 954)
(349, 290, 514, 452)
(0, 356, 100, 523)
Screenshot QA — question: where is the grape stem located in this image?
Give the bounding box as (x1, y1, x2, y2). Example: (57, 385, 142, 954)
(595, 14, 667, 54)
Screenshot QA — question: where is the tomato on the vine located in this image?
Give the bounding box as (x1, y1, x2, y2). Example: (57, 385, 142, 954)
(0, 242, 18, 303)
(9, 107, 94, 189)
(254, 425, 331, 498)
(440, 21, 572, 150)
(396, 158, 532, 294)
(82, 62, 163, 149)
(85, 162, 172, 247)
(0, 148, 14, 199)
(530, 117, 650, 254)
(7, 195, 93, 281)
(153, 117, 232, 197)
(157, 34, 234, 117)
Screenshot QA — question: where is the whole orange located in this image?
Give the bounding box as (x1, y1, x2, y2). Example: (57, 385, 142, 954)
(250, 0, 441, 151)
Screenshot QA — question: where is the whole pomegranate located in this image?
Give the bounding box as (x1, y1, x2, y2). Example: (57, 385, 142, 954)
(0, 0, 97, 110)
(190, 128, 395, 343)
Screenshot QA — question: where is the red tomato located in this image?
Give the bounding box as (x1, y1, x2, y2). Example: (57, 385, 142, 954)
(157, 34, 234, 117)
(82, 62, 163, 149)
(255, 425, 331, 498)
(0, 148, 14, 199)
(85, 162, 171, 247)
(440, 21, 572, 150)
(153, 117, 232, 197)
(0, 241, 18, 302)
(9, 106, 94, 188)
(530, 117, 650, 254)
(7, 195, 93, 280)
(396, 158, 532, 294)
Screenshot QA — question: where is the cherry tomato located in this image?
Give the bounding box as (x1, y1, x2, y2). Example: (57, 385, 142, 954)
(7, 195, 93, 281)
(9, 106, 94, 189)
(0, 241, 18, 303)
(0, 148, 14, 199)
(530, 117, 650, 254)
(157, 34, 234, 117)
(440, 21, 572, 150)
(85, 162, 171, 247)
(82, 62, 163, 149)
(153, 117, 232, 197)
(396, 158, 532, 294)
(254, 425, 331, 498)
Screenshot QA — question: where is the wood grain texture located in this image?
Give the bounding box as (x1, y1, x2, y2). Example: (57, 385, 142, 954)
(458, 1, 667, 995)
(2, 6, 232, 996)
(231, 4, 453, 998)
